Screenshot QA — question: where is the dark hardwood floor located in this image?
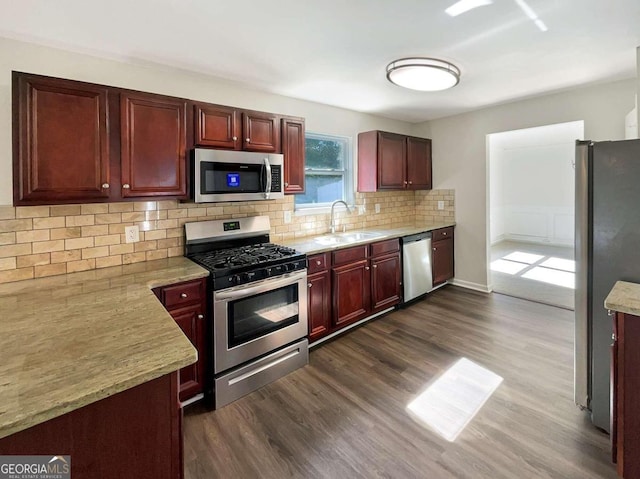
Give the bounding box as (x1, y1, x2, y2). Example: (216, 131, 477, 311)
(183, 286, 616, 478)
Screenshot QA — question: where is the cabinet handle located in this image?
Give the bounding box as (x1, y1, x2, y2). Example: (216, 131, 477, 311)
(180, 293, 188, 298)
(232, 136, 238, 141)
(102, 183, 110, 189)
(246, 138, 251, 143)
(308, 283, 312, 288)
(365, 266, 370, 270)
(122, 184, 130, 189)
(198, 314, 204, 320)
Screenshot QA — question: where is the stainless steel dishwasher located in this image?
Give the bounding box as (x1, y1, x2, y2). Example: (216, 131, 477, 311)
(401, 232, 433, 303)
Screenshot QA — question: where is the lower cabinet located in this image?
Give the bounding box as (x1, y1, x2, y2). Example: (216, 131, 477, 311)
(306, 239, 401, 343)
(432, 227, 454, 285)
(154, 278, 207, 403)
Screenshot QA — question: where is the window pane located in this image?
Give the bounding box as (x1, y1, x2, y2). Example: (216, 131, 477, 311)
(296, 174, 344, 205)
(305, 138, 343, 170)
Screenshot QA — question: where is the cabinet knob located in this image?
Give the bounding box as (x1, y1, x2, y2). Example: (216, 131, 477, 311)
(404, 181, 408, 185)
(232, 136, 238, 141)
(180, 293, 188, 298)
(443, 232, 447, 236)
(612, 333, 616, 340)
(408, 181, 413, 185)
(122, 184, 130, 189)
(308, 283, 312, 288)
(365, 266, 370, 270)
(285, 182, 289, 187)
(433, 247, 437, 251)
(246, 138, 251, 143)
(608, 309, 614, 317)
(198, 314, 204, 320)
(101, 183, 110, 189)
(316, 260, 322, 266)
(373, 264, 378, 268)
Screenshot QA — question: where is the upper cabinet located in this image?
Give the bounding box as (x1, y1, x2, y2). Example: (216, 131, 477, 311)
(281, 117, 305, 194)
(120, 92, 188, 198)
(193, 104, 280, 153)
(13, 73, 112, 204)
(194, 103, 241, 150)
(13, 71, 307, 205)
(357, 130, 433, 192)
(13, 72, 190, 205)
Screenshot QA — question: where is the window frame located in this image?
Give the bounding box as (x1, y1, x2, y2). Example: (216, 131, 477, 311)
(294, 132, 354, 211)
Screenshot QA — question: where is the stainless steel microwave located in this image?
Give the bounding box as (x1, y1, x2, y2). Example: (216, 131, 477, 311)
(193, 149, 284, 203)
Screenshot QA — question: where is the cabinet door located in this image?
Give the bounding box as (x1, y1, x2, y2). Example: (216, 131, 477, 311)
(281, 117, 305, 194)
(406, 136, 432, 190)
(13, 72, 111, 204)
(371, 252, 401, 312)
(377, 131, 407, 190)
(243, 112, 280, 152)
(332, 260, 370, 328)
(120, 92, 188, 198)
(308, 270, 331, 342)
(194, 103, 241, 150)
(168, 304, 206, 402)
(432, 238, 454, 285)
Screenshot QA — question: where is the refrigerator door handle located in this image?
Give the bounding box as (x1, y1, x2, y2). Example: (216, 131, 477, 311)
(574, 140, 591, 410)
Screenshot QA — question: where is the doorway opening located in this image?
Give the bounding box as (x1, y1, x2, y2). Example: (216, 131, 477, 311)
(487, 120, 584, 310)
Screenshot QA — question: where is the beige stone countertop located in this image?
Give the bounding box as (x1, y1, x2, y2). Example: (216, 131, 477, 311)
(604, 281, 640, 316)
(280, 221, 456, 255)
(0, 256, 208, 440)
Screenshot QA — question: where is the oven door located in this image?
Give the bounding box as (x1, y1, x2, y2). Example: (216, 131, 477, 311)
(213, 269, 308, 373)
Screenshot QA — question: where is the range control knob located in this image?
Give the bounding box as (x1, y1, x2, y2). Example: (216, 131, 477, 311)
(232, 275, 242, 285)
(265, 267, 272, 277)
(244, 272, 256, 282)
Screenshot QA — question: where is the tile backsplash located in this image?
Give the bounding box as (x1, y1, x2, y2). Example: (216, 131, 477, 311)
(0, 189, 454, 284)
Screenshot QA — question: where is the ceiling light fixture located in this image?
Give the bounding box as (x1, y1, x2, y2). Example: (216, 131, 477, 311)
(445, 0, 492, 17)
(386, 58, 461, 92)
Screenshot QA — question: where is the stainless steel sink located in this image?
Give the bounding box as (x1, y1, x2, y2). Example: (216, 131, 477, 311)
(313, 231, 384, 245)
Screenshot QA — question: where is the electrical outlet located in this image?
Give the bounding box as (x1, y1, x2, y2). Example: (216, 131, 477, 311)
(284, 210, 292, 224)
(375, 204, 381, 214)
(125, 225, 139, 243)
(437, 201, 445, 210)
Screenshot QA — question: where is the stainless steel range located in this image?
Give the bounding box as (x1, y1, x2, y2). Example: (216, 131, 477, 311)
(185, 216, 308, 408)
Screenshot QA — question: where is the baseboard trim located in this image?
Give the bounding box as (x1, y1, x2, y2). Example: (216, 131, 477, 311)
(450, 278, 492, 293)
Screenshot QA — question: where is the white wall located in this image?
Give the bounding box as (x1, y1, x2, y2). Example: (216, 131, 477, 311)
(489, 121, 583, 246)
(412, 78, 636, 290)
(0, 36, 415, 206)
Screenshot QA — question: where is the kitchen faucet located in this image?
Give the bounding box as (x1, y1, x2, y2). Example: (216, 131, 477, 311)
(329, 200, 351, 234)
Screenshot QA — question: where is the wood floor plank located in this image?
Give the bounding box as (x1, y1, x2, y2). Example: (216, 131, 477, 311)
(183, 286, 616, 479)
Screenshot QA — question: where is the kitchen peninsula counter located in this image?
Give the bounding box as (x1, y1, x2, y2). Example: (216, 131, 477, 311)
(0, 256, 208, 440)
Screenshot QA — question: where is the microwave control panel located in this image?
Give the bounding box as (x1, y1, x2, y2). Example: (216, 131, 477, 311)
(270, 166, 282, 192)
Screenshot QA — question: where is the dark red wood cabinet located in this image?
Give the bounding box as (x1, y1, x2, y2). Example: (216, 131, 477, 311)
(281, 117, 306, 194)
(432, 227, 454, 285)
(13, 73, 112, 204)
(13, 71, 190, 205)
(121, 92, 188, 198)
(0, 373, 184, 479)
(611, 310, 640, 478)
(242, 111, 280, 152)
(154, 278, 207, 403)
(357, 130, 433, 192)
(308, 240, 402, 343)
(194, 103, 241, 150)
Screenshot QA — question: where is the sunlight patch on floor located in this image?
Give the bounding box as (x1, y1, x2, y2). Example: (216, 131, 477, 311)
(539, 257, 575, 273)
(522, 266, 575, 288)
(490, 259, 529, 275)
(502, 251, 544, 264)
(406, 358, 503, 442)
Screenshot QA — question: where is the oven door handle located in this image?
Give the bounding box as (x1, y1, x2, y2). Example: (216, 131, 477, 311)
(263, 157, 272, 200)
(215, 270, 306, 301)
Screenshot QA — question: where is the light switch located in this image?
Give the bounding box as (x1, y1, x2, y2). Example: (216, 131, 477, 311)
(284, 210, 292, 224)
(438, 201, 445, 210)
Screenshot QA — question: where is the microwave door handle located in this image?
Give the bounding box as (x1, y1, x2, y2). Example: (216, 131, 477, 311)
(264, 157, 271, 199)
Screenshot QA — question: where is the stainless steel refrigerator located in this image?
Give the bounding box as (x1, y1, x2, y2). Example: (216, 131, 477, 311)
(575, 138, 640, 432)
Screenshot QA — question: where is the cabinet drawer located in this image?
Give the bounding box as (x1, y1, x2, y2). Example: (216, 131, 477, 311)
(159, 279, 205, 310)
(308, 253, 329, 274)
(332, 245, 368, 267)
(370, 238, 399, 257)
(432, 227, 454, 241)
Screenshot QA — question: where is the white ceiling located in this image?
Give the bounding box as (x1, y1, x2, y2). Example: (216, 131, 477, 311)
(1, 0, 639, 123)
